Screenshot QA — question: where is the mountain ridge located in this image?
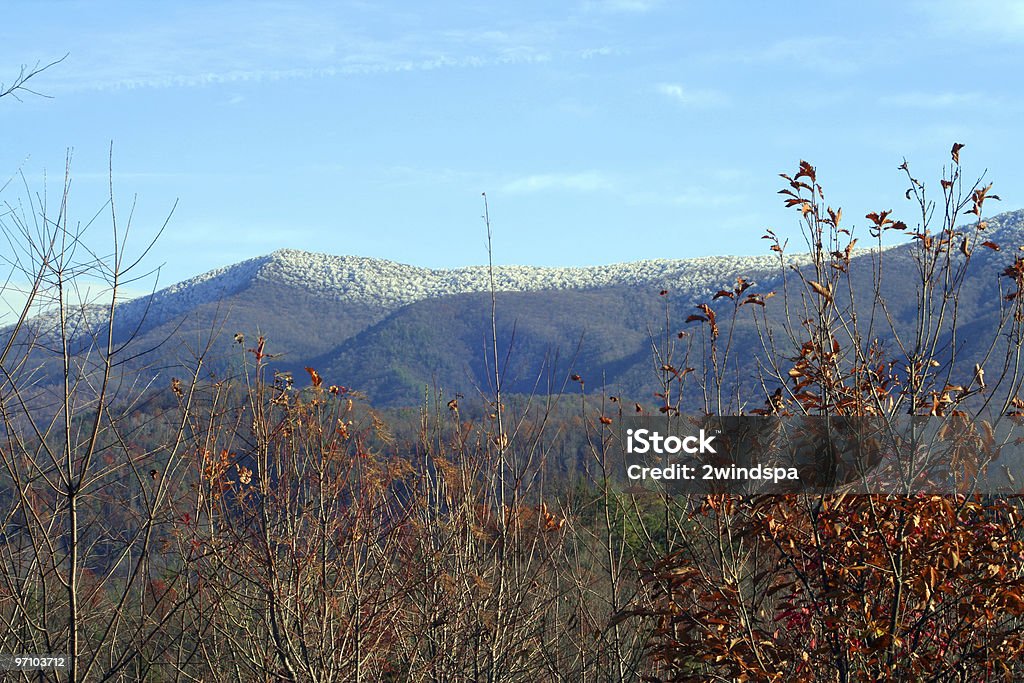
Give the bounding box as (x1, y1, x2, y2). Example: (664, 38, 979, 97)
(14, 207, 1024, 338)
(3, 243, 817, 344)
(5, 208, 1024, 407)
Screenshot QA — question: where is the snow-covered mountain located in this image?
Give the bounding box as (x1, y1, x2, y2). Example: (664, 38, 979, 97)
(133, 247, 815, 317)
(89, 206, 1024, 325)
(6, 208, 1024, 407)
(5, 247, 812, 344)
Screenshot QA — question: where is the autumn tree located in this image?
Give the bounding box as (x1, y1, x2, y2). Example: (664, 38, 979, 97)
(640, 148, 1024, 681)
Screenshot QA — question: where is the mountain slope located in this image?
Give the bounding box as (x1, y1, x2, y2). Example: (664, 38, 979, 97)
(1, 245, 809, 382)
(313, 209, 1024, 406)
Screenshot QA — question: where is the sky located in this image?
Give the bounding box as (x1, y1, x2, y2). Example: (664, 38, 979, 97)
(0, 0, 1022, 306)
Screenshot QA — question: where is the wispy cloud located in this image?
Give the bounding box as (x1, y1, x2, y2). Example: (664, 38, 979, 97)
(914, 0, 1024, 41)
(706, 37, 868, 75)
(55, 53, 554, 92)
(581, 0, 663, 12)
(580, 46, 622, 59)
(656, 83, 727, 107)
(500, 169, 744, 208)
(7, 5, 607, 92)
(502, 171, 615, 194)
(879, 91, 989, 108)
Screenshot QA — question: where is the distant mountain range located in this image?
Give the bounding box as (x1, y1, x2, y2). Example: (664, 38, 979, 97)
(6, 209, 1024, 408)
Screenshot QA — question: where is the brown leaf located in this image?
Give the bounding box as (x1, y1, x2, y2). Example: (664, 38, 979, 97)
(981, 240, 1001, 251)
(971, 183, 1000, 215)
(696, 304, 719, 339)
(808, 280, 833, 302)
(795, 160, 816, 183)
(951, 142, 965, 164)
(866, 210, 892, 227)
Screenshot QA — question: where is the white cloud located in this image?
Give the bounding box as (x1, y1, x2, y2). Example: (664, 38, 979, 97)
(55, 53, 554, 92)
(502, 171, 614, 194)
(9, 6, 573, 93)
(580, 46, 621, 59)
(656, 83, 727, 107)
(706, 37, 866, 75)
(915, 0, 1024, 40)
(582, 0, 662, 12)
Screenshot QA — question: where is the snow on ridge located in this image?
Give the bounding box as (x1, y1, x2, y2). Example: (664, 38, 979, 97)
(107, 205, 1024, 321)
(9, 208, 1022, 346)
(255, 248, 810, 310)
(9, 249, 802, 340)
(985, 209, 1024, 236)
(115, 253, 273, 324)
(2, 255, 274, 343)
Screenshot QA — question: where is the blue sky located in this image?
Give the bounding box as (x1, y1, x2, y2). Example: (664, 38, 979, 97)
(0, 0, 1021, 295)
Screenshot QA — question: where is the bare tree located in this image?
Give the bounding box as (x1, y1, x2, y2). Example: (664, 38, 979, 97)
(0, 99, 209, 680)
